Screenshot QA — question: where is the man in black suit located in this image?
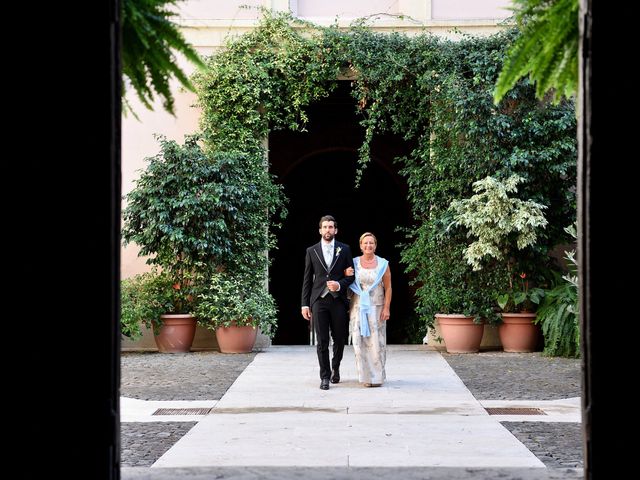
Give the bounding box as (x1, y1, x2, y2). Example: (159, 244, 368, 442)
(301, 215, 355, 390)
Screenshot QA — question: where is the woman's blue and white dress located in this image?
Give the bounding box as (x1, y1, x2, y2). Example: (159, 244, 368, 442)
(349, 258, 388, 385)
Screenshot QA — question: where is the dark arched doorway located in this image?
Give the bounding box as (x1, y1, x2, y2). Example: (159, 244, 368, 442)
(269, 81, 414, 345)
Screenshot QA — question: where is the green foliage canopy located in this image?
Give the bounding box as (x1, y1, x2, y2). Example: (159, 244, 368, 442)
(450, 175, 548, 271)
(191, 12, 577, 335)
(122, 135, 286, 285)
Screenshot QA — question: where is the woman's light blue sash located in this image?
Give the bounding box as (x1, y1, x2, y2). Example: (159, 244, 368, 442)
(349, 256, 388, 337)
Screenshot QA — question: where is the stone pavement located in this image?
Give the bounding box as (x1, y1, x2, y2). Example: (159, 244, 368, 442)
(121, 346, 582, 479)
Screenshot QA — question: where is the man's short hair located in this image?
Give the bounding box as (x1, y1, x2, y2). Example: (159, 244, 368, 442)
(319, 215, 337, 228)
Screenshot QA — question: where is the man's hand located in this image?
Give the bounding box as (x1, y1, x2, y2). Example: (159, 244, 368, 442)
(327, 280, 340, 292)
(301, 306, 312, 321)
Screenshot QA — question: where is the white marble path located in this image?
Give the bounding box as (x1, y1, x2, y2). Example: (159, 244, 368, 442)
(128, 345, 578, 468)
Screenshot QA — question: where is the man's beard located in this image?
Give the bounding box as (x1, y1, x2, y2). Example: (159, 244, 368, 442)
(323, 233, 335, 241)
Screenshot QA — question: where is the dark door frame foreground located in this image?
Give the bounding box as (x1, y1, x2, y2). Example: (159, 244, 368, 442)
(81, 1, 622, 478)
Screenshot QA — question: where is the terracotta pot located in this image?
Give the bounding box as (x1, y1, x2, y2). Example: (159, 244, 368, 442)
(435, 314, 484, 353)
(215, 324, 258, 353)
(154, 314, 197, 353)
(498, 312, 539, 352)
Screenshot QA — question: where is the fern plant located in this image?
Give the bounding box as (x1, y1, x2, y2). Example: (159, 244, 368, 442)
(493, 0, 579, 104)
(122, 0, 205, 115)
(535, 223, 580, 357)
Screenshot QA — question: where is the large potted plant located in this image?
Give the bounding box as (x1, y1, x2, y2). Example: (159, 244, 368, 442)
(120, 269, 198, 352)
(195, 272, 278, 353)
(410, 221, 503, 353)
(121, 135, 223, 352)
(122, 135, 286, 350)
(495, 270, 546, 352)
(450, 174, 549, 352)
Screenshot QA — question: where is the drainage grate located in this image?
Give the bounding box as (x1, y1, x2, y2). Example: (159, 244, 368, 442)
(485, 407, 546, 415)
(152, 408, 212, 416)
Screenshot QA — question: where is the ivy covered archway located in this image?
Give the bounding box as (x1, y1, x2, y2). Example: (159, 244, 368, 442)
(266, 81, 414, 344)
(192, 12, 577, 342)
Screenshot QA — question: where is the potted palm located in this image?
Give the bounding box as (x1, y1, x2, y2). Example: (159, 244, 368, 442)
(450, 174, 549, 352)
(195, 272, 278, 353)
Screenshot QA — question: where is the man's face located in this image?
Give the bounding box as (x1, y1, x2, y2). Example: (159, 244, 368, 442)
(319, 221, 337, 242)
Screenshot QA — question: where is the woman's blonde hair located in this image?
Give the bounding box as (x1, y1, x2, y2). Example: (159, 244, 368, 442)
(359, 232, 377, 245)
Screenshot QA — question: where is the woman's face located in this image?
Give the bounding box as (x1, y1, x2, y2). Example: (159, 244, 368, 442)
(360, 236, 376, 254)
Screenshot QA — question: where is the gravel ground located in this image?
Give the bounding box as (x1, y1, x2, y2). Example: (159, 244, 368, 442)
(121, 351, 256, 467)
(442, 351, 582, 469)
(121, 422, 197, 467)
(442, 351, 581, 400)
(501, 422, 583, 469)
(121, 351, 256, 400)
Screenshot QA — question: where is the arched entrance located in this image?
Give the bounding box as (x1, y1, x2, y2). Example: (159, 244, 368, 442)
(268, 81, 414, 345)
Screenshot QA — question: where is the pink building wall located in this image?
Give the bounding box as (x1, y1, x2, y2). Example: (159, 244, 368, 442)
(296, 0, 399, 17)
(122, 0, 513, 279)
(294, 0, 511, 20)
(175, 0, 263, 20)
(432, 0, 512, 19)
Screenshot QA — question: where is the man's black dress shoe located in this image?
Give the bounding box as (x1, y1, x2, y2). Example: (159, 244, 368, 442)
(320, 378, 330, 390)
(330, 369, 340, 384)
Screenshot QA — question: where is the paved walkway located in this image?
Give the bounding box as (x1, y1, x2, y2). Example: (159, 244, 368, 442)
(121, 346, 582, 478)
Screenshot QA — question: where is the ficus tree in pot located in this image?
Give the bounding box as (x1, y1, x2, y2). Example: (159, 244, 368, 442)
(409, 222, 505, 323)
(121, 134, 286, 348)
(400, 215, 505, 352)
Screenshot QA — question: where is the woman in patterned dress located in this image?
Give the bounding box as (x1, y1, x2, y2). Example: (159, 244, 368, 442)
(346, 232, 392, 387)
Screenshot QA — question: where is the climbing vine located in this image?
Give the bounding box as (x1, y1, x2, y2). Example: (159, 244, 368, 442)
(193, 14, 339, 156)
(192, 11, 577, 338)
